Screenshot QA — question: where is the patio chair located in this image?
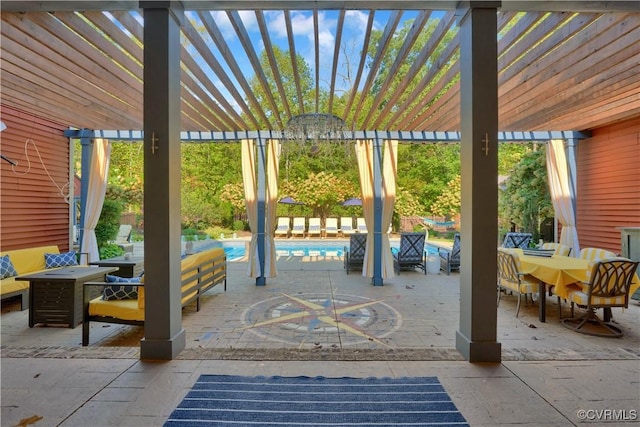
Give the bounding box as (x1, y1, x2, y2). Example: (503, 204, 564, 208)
(113, 224, 134, 253)
(274, 217, 291, 238)
(307, 217, 322, 238)
(561, 257, 639, 337)
(501, 232, 533, 249)
(340, 217, 356, 236)
(344, 233, 367, 274)
(325, 218, 339, 238)
(497, 248, 539, 317)
(579, 247, 616, 262)
(439, 232, 460, 275)
(356, 217, 368, 233)
(393, 232, 427, 275)
(291, 217, 306, 238)
(540, 242, 571, 256)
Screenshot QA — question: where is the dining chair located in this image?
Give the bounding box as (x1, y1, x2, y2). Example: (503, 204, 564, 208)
(561, 257, 638, 337)
(540, 242, 571, 256)
(497, 248, 539, 317)
(578, 247, 616, 262)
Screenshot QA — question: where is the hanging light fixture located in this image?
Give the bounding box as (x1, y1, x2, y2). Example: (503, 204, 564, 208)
(283, 113, 348, 156)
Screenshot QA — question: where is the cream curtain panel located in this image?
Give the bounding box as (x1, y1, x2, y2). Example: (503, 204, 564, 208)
(546, 139, 580, 256)
(81, 138, 111, 263)
(241, 139, 279, 278)
(265, 140, 280, 277)
(355, 140, 397, 278)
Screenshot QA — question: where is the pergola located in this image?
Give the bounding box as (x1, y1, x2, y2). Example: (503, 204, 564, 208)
(1, 1, 638, 362)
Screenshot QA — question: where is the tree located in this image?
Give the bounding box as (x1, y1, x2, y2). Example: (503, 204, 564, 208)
(282, 172, 357, 222)
(430, 175, 460, 218)
(499, 148, 554, 241)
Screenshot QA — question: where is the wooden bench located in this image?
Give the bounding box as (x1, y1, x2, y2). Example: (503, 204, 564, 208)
(82, 247, 226, 346)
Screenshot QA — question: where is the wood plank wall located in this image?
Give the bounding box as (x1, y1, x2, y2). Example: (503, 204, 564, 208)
(577, 117, 640, 254)
(0, 105, 71, 252)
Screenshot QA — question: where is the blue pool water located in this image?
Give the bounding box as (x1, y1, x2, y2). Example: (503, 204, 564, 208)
(198, 240, 438, 261)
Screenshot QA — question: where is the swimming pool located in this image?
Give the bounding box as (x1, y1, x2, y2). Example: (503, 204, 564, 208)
(198, 240, 438, 261)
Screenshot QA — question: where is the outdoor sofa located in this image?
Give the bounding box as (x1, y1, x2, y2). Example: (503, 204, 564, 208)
(82, 247, 226, 346)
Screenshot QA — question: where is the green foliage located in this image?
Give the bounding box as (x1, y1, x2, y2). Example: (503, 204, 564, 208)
(99, 243, 124, 260)
(499, 148, 554, 241)
(95, 197, 123, 248)
(233, 220, 246, 231)
(430, 175, 460, 217)
(220, 182, 246, 213)
(394, 188, 424, 217)
(281, 172, 358, 221)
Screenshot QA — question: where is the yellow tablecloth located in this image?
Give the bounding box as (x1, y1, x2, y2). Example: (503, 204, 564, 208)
(516, 250, 640, 300)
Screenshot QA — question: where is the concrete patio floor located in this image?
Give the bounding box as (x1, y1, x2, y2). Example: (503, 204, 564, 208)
(2, 240, 639, 426)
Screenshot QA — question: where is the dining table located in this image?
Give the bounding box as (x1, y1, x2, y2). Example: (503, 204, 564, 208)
(513, 249, 640, 323)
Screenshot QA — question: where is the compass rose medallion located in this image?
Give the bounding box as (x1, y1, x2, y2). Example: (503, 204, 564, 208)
(241, 293, 401, 347)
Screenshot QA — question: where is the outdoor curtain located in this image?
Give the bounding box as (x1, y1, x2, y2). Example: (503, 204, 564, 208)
(265, 140, 280, 277)
(81, 138, 111, 264)
(355, 140, 397, 278)
(241, 139, 279, 278)
(546, 139, 580, 256)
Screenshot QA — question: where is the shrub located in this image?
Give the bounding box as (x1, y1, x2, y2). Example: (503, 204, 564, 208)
(95, 198, 124, 248)
(99, 243, 124, 260)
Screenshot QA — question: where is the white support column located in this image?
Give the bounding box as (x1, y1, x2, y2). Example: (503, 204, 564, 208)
(140, 2, 186, 360)
(455, 1, 502, 363)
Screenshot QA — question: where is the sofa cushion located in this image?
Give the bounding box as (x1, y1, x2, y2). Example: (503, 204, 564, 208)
(44, 251, 78, 269)
(89, 296, 144, 321)
(0, 246, 59, 275)
(0, 255, 18, 279)
(103, 275, 140, 300)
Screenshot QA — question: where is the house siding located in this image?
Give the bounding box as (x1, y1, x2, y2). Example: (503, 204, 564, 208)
(0, 105, 71, 252)
(576, 117, 640, 254)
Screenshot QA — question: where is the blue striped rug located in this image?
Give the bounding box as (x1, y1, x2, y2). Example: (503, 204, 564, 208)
(164, 375, 469, 426)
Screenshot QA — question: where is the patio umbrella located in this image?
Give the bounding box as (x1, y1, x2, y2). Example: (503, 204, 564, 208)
(279, 196, 304, 205)
(342, 198, 362, 206)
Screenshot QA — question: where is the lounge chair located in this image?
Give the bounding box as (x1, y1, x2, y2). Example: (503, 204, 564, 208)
(393, 232, 427, 275)
(439, 232, 460, 275)
(307, 218, 322, 238)
(274, 217, 291, 238)
(344, 233, 367, 274)
(325, 218, 339, 237)
(501, 232, 532, 249)
(113, 224, 134, 253)
(356, 217, 368, 233)
(340, 217, 356, 236)
(291, 217, 306, 238)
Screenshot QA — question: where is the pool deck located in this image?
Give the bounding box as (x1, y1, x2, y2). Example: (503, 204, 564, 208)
(2, 238, 639, 426)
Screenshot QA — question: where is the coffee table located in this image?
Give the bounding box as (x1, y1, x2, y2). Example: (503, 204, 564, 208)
(16, 266, 118, 328)
(89, 255, 144, 278)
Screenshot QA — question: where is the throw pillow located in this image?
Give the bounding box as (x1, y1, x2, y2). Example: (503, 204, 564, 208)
(0, 255, 18, 279)
(44, 251, 78, 269)
(103, 275, 140, 300)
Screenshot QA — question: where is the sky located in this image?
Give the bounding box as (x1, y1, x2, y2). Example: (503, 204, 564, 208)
(187, 9, 423, 110)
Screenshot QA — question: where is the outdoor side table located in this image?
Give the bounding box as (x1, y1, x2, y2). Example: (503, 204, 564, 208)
(89, 255, 144, 278)
(16, 266, 118, 328)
